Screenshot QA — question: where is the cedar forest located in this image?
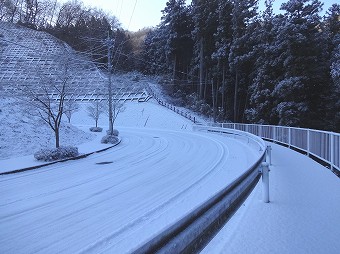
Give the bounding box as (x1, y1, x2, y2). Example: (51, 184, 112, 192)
(1, 0, 339, 131)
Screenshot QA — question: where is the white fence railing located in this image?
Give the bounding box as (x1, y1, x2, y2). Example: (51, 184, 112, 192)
(207, 123, 340, 173)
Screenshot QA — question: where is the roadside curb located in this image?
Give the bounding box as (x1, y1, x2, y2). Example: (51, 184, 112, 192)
(0, 139, 122, 176)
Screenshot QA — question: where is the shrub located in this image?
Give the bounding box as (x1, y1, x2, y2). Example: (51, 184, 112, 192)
(106, 129, 119, 136)
(89, 127, 103, 132)
(34, 146, 79, 161)
(101, 135, 119, 144)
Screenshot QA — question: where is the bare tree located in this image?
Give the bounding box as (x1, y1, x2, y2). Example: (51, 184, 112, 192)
(87, 100, 104, 127)
(105, 98, 125, 132)
(56, 0, 84, 28)
(0, 0, 19, 21)
(64, 98, 79, 123)
(17, 53, 75, 148)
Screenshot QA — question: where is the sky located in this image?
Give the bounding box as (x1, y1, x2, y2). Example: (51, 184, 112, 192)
(69, 0, 335, 32)
(80, 0, 182, 31)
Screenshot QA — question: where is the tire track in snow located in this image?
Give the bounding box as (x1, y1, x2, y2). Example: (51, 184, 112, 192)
(0, 128, 257, 254)
(76, 131, 231, 254)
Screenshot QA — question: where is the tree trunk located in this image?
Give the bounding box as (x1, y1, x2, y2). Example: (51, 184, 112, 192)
(212, 78, 216, 122)
(222, 63, 226, 119)
(173, 54, 177, 82)
(234, 71, 238, 122)
(199, 37, 204, 99)
(55, 127, 60, 148)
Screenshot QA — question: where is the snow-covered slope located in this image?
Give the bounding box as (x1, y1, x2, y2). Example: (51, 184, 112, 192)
(0, 96, 194, 161)
(0, 97, 95, 159)
(0, 21, 107, 96)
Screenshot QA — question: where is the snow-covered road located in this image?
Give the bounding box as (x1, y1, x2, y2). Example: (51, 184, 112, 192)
(0, 127, 259, 253)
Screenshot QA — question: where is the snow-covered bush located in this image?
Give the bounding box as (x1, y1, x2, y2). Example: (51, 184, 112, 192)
(34, 146, 79, 161)
(106, 129, 119, 136)
(101, 135, 119, 144)
(89, 127, 103, 132)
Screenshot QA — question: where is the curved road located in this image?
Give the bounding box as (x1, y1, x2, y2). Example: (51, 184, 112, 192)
(0, 128, 259, 253)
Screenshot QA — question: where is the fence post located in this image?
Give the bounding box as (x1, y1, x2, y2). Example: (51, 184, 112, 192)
(288, 127, 291, 148)
(258, 126, 262, 138)
(307, 129, 310, 156)
(273, 126, 276, 142)
(261, 162, 270, 203)
(330, 133, 334, 171)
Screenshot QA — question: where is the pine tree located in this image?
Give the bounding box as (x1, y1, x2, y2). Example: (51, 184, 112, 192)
(191, 0, 219, 99)
(142, 27, 168, 74)
(160, 0, 193, 82)
(246, 0, 281, 124)
(229, 0, 259, 122)
(212, 0, 233, 121)
(273, 0, 330, 128)
(324, 4, 340, 131)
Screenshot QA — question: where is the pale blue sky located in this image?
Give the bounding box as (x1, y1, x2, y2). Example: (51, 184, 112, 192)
(80, 0, 335, 32)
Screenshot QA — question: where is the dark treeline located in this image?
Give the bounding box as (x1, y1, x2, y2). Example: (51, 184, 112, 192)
(143, 0, 340, 131)
(1, 0, 339, 131)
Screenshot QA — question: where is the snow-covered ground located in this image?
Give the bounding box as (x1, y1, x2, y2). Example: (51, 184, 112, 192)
(0, 97, 95, 160)
(203, 142, 340, 254)
(1, 92, 339, 254)
(0, 97, 196, 172)
(0, 98, 261, 253)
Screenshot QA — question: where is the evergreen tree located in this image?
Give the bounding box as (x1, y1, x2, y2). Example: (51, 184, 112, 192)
(160, 0, 193, 82)
(142, 26, 168, 74)
(191, 0, 219, 99)
(324, 4, 340, 131)
(229, 0, 259, 122)
(273, 0, 330, 128)
(246, 0, 281, 124)
(212, 0, 233, 121)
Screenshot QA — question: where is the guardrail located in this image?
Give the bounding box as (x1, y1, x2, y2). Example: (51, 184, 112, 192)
(207, 123, 340, 174)
(133, 126, 267, 253)
(145, 84, 197, 123)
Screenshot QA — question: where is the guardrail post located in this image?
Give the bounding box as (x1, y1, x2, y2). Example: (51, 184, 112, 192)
(261, 162, 270, 203)
(288, 127, 291, 148)
(266, 145, 272, 165)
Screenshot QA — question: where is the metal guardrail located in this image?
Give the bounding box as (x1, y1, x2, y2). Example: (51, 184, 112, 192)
(145, 84, 197, 123)
(133, 126, 266, 253)
(208, 123, 340, 173)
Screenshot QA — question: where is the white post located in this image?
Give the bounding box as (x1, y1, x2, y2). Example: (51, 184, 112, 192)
(261, 162, 270, 203)
(266, 145, 272, 165)
(307, 129, 310, 156)
(258, 125, 262, 138)
(330, 133, 334, 171)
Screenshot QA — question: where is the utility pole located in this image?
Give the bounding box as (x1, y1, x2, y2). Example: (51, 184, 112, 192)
(106, 31, 114, 135)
